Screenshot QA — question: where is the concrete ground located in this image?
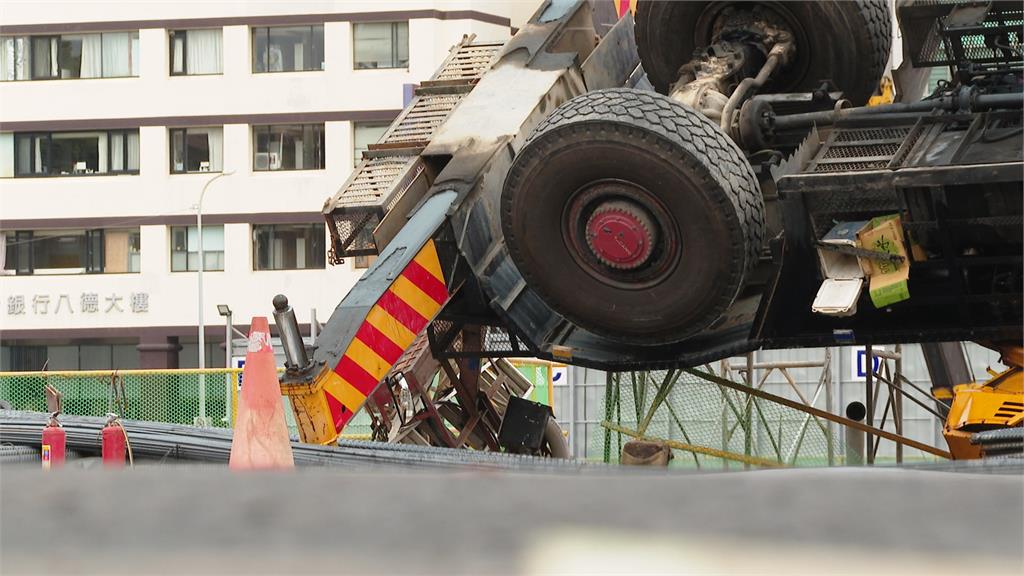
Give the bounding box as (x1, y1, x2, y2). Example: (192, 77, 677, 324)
(1, 464, 1022, 575)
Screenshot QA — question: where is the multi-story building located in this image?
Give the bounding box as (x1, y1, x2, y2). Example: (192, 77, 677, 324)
(0, 2, 517, 371)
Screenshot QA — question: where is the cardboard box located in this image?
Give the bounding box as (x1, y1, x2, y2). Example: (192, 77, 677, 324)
(857, 217, 910, 308)
(812, 216, 911, 316)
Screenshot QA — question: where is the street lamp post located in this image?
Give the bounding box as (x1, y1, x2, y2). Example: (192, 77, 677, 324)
(217, 304, 233, 426)
(195, 171, 233, 426)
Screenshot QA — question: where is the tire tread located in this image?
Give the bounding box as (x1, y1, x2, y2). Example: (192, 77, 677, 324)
(505, 88, 764, 340)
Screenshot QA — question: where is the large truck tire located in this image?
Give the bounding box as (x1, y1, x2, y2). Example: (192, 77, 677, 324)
(544, 417, 570, 459)
(635, 0, 892, 106)
(502, 88, 764, 345)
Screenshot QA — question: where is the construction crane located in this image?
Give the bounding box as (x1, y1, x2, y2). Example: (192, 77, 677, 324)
(271, 0, 1022, 459)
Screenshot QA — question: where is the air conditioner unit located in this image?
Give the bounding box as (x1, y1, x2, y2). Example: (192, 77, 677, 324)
(254, 152, 281, 171)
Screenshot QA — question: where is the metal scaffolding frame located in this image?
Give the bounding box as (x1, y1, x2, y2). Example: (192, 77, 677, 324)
(602, 352, 836, 468)
(601, 347, 952, 468)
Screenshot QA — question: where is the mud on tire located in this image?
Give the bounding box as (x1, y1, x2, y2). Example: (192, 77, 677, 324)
(635, 0, 892, 107)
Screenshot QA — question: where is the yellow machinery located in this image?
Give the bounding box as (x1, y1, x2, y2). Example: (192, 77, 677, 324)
(943, 344, 1024, 459)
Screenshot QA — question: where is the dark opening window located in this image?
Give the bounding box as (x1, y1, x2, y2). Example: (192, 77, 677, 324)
(14, 130, 139, 177)
(253, 124, 325, 171)
(169, 29, 223, 75)
(353, 122, 389, 167)
(170, 127, 223, 173)
(1, 32, 139, 80)
(1, 344, 140, 372)
(252, 25, 324, 73)
(170, 225, 224, 272)
(254, 223, 325, 270)
(353, 22, 409, 69)
(3, 228, 140, 275)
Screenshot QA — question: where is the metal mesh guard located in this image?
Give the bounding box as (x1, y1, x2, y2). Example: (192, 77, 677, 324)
(323, 41, 502, 261)
(906, 3, 1023, 67)
(329, 210, 381, 262)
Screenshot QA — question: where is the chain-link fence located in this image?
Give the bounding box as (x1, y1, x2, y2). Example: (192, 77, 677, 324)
(0, 361, 559, 440)
(595, 361, 948, 469)
(1, 369, 237, 427)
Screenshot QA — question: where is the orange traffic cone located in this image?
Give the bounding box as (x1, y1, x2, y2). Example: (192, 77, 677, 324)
(229, 316, 294, 469)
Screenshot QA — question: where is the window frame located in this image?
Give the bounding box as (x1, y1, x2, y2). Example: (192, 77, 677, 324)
(352, 21, 410, 70)
(30, 35, 59, 80)
(2, 228, 141, 276)
(12, 129, 140, 178)
(0, 31, 139, 81)
(0, 37, 31, 81)
(252, 223, 326, 271)
(352, 122, 390, 168)
(169, 126, 223, 174)
(168, 28, 223, 76)
(250, 25, 324, 74)
(353, 254, 377, 270)
(169, 225, 225, 272)
(251, 123, 326, 172)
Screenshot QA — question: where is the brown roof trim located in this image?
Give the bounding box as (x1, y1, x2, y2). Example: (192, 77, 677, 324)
(1, 212, 324, 231)
(0, 9, 510, 35)
(0, 109, 401, 133)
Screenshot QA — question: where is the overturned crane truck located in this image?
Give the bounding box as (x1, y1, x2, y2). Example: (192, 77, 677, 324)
(272, 0, 1023, 458)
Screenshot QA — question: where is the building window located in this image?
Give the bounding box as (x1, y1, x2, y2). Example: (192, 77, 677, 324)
(169, 29, 223, 75)
(253, 124, 325, 171)
(353, 122, 389, 167)
(170, 127, 223, 173)
(253, 223, 325, 270)
(2, 228, 140, 275)
(170, 225, 224, 271)
(1, 344, 139, 372)
(353, 22, 409, 69)
(252, 25, 324, 73)
(1, 32, 139, 81)
(354, 255, 377, 269)
(13, 130, 139, 177)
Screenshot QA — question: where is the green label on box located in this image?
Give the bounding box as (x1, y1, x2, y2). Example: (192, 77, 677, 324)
(870, 279, 910, 308)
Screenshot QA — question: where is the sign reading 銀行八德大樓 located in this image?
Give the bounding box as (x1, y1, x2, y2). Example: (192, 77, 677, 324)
(5, 292, 149, 316)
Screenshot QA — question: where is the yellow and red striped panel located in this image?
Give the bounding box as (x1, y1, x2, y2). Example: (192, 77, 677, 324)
(320, 240, 448, 432)
(616, 0, 637, 17)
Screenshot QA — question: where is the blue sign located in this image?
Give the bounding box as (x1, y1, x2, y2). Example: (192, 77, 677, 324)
(855, 350, 882, 379)
(233, 357, 246, 391)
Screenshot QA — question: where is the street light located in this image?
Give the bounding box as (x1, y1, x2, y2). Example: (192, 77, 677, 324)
(218, 304, 233, 426)
(195, 170, 234, 426)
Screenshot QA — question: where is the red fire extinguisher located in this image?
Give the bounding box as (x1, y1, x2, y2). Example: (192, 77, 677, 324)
(102, 413, 128, 468)
(41, 412, 66, 469)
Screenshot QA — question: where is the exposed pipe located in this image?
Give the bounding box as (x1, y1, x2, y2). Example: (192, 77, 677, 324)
(272, 295, 310, 372)
(772, 91, 1024, 131)
(720, 40, 794, 134)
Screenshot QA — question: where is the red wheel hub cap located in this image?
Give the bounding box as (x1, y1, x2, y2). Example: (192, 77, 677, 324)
(585, 201, 656, 270)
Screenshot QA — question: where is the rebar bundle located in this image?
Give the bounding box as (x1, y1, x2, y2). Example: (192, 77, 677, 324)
(0, 410, 592, 472)
(972, 427, 1024, 458)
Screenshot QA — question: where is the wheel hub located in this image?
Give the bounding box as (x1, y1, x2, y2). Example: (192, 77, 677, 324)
(584, 201, 656, 270)
(561, 180, 681, 290)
